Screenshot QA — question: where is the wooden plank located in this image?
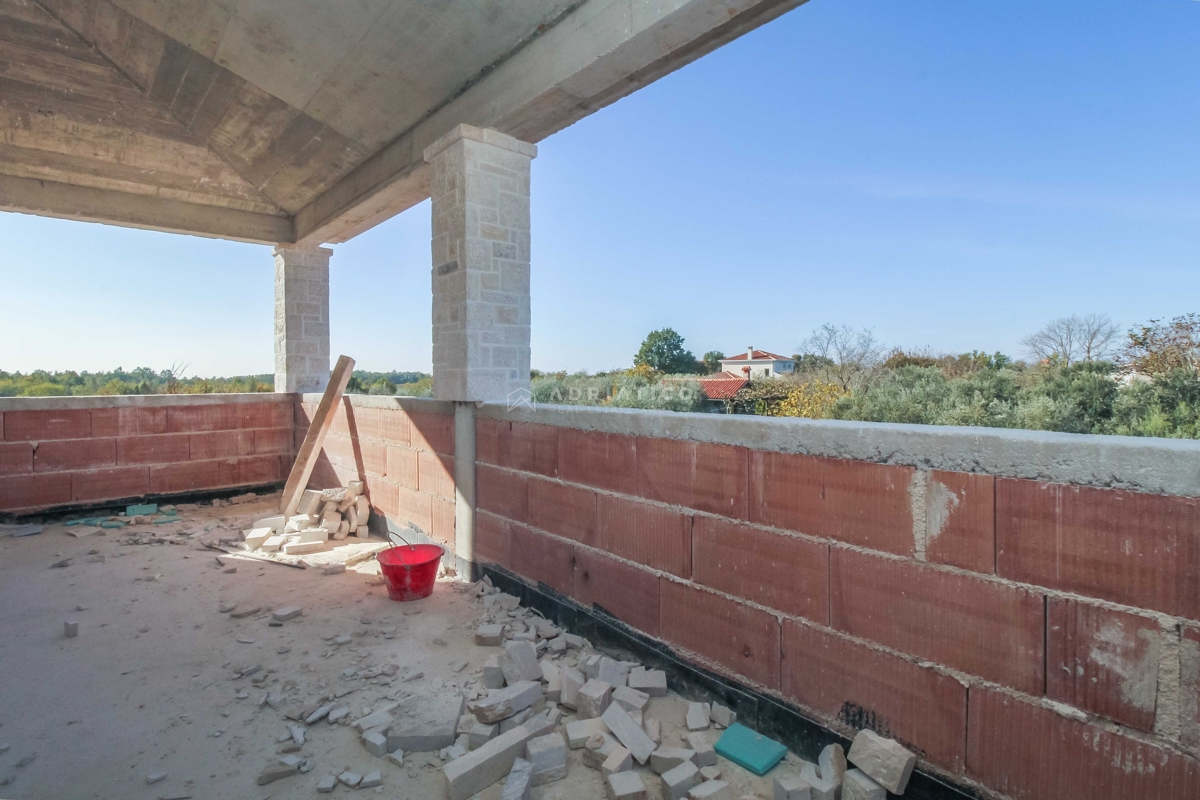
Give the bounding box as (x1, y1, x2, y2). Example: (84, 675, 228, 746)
(280, 355, 355, 519)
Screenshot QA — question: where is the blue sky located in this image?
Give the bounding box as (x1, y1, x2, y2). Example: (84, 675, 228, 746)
(5, 0, 1198, 376)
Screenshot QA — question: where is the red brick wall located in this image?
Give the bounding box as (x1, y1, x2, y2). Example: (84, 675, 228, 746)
(297, 397, 455, 547)
(474, 417, 1200, 800)
(0, 397, 294, 513)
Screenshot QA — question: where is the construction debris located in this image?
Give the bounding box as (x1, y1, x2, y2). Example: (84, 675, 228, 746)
(846, 729, 916, 794)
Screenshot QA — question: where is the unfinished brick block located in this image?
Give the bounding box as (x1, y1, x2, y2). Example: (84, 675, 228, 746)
(566, 718, 611, 749)
(603, 745, 633, 776)
(476, 624, 504, 646)
(500, 641, 543, 684)
(689, 780, 733, 799)
(602, 703, 657, 765)
(819, 744, 846, 784)
(686, 702, 711, 731)
(613, 685, 649, 713)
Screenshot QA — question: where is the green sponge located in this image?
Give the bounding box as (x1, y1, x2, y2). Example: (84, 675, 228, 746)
(714, 723, 787, 775)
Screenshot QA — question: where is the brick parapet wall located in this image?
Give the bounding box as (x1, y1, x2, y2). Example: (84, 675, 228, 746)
(0, 394, 295, 514)
(296, 394, 456, 547)
(474, 404, 1200, 800)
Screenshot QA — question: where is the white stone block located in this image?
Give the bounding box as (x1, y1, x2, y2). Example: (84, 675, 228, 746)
(686, 732, 716, 768)
(847, 729, 915, 794)
(566, 717, 610, 749)
(800, 763, 837, 800)
(613, 685, 649, 713)
(470, 681, 542, 724)
(601, 704, 656, 765)
(662, 761, 702, 800)
(689, 780, 733, 799)
(774, 773, 812, 800)
(607, 770, 647, 800)
(685, 703, 711, 731)
(525, 732, 567, 786)
(500, 641, 542, 684)
(819, 743, 847, 784)
(651, 747, 695, 775)
(577, 679, 613, 719)
(842, 769, 886, 800)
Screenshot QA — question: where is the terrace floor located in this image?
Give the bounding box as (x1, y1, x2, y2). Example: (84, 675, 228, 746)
(0, 493, 802, 799)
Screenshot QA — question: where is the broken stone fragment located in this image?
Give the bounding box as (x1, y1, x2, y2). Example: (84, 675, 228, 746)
(689, 780, 733, 799)
(316, 774, 337, 793)
(628, 667, 668, 697)
(662, 760, 702, 800)
(846, 729, 915, 794)
(601, 704, 656, 765)
(566, 718, 611, 749)
(819, 743, 847, 785)
(145, 771, 167, 784)
(360, 770, 382, 788)
(469, 681, 542, 724)
(603, 745, 633, 776)
(577, 679, 613, 720)
(801, 763, 839, 800)
(711, 702, 736, 728)
(613, 685, 649, 713)
(476, 624, 504, 646)
(362, 729, 389, 757)
(271, 605, 302, 622)
(685, 702, 711, 731)
(559, 665, 585, 710)
(584, 732, 620, 770)
(502, 756, 533, 800)
(338, 770, 362, 788)
(256, 761, 298, 785)
(842, 768, 886, 800)
(651, 747, 696, 775)
(607, 769, 647, 799)
(525, 731, 568, 786)
(499, 641, 542, 684)
(686, 732, 716, 768)
(63, 620, 79, 638)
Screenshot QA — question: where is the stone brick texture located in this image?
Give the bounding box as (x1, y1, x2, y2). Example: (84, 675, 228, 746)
(0, 398, 294, 513)
(473, 417, 1200, 799)
(298, 398, 455, 547)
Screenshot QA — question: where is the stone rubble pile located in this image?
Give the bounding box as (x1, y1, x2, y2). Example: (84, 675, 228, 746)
(239, 483, 371, 558)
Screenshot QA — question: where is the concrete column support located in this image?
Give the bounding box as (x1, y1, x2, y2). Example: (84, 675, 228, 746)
(273, 244, 331, 394)
(424, 124, 536, 403)
(453, 401, 477, 578)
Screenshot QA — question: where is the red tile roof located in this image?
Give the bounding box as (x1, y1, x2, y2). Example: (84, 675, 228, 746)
(699, 373, 748, 399)
(721, 350, 792, 361)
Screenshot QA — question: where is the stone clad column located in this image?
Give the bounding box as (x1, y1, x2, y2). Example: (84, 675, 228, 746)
(273, 245, 331, 394)
(423, 124, 536, 402)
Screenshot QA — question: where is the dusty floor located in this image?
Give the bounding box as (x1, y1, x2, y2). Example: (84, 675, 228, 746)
(0, 493, 807, 799)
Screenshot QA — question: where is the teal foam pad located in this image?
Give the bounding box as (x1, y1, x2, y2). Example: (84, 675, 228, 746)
(126, 503, 158, 516)
(714, 723, 787, 775)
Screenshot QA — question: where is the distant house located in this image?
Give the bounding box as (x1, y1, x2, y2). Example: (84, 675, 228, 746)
(718, 347, 796, 379)
(698, 347, 796, 412)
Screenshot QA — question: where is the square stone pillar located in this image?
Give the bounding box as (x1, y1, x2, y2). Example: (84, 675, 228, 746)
(424, 124, 536, 402)
(273, 244, 331, 394)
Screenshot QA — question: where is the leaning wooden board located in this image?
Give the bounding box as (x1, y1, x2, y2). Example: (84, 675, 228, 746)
(280, 354, 355, 519)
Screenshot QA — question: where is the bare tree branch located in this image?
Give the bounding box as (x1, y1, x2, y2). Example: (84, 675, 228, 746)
(1021, 314, 1118, 365)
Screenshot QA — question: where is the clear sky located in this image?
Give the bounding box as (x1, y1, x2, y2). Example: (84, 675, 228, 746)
(5, 0, 1198, 377)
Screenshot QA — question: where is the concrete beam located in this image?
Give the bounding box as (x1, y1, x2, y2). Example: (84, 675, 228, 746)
(295, 0, 808, 245)
(0, 173, 294, 244)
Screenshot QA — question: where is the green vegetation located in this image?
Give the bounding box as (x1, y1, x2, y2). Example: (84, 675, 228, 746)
(0, 366, 273, 396)
(345, 371, 431, 397)
(531, 315, 1200, 439)
(0, 367, 432, 398)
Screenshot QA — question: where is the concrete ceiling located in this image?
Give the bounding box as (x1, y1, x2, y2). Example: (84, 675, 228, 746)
(0, 0, 806, 244)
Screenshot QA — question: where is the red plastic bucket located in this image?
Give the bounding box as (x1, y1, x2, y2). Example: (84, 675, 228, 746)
(377, 544, 443, 601)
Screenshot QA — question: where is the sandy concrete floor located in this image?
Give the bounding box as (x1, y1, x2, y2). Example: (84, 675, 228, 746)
(0, 494, 805, 799)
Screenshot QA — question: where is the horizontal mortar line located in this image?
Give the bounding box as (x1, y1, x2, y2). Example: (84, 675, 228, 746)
(478, 407, 1200, 497)
(481, 508, 1198, 756)
(479, 463, 1196, 627)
